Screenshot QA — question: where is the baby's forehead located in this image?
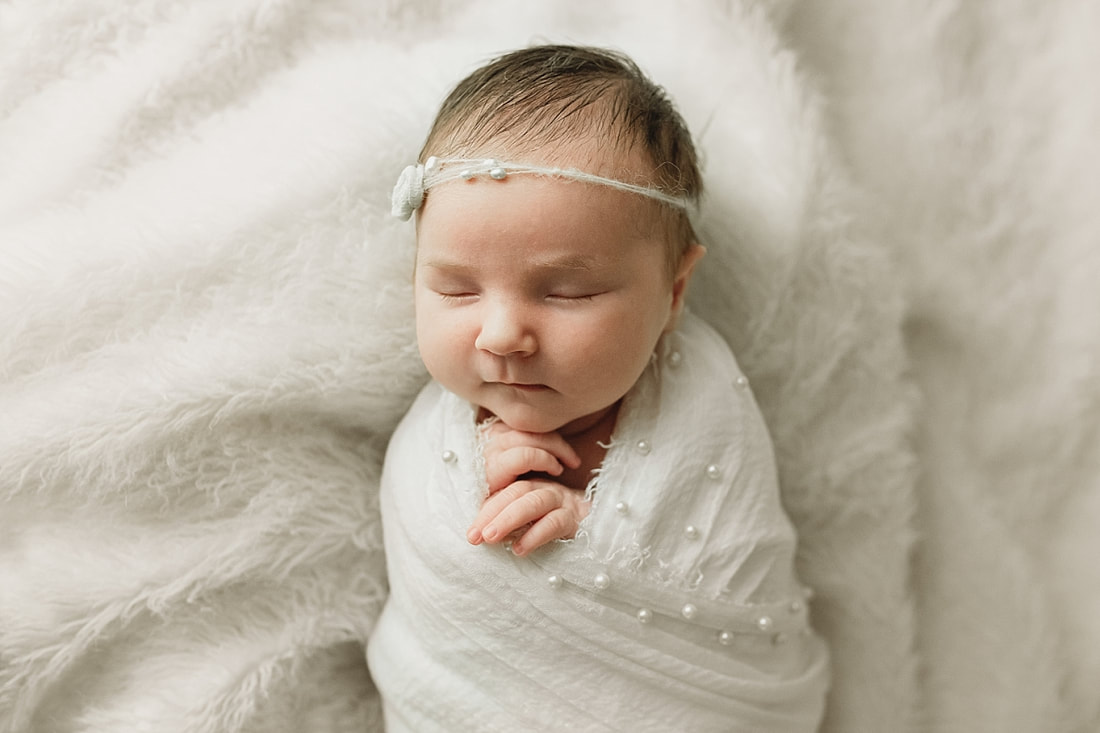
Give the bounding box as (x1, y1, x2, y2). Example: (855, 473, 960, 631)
(417, 177, 668, 263)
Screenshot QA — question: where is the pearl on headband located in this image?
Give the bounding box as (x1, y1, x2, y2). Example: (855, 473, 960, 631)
(390, 156, 692, 221)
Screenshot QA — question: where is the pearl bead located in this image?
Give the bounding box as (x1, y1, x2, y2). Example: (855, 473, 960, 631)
(547, 574, 562, 589)
(705, 464, 721, 480)
(717, 630, 733, 646)
(489, 167, 507, 180)
(735, 375, 749, 388)
(460, 169, 474, 180)
(756, 615, 773, 632)
(802, 586, 815, 599)
(667, 350, 682, 367)
(441, 449, 457, 464)
(502, 539, 513, 552)
(635, 440, 651, 455)
(615, 501, 629, 515)
(594, 573, 610, 590)
(683, 525, 700, 540)
(424, 155, 440, 172)
(789, 600, 804, 614)
(680, 603, 698, 620)
(636, 608, 652, 624)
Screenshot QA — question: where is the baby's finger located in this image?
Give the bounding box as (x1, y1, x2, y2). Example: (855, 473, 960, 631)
(511, 508, 578, 556)
(483, 425, 581, 470)
(531, 431, 582, 470)
(467, 481, 532, 544)
(486, 446, 564, 493)
(478, 483, 562, 544)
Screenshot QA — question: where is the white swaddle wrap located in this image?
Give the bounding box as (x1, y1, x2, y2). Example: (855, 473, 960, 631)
(367, 312, 829, 732)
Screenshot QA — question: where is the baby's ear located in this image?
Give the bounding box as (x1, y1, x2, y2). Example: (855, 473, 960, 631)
(665, 243, 706, 331)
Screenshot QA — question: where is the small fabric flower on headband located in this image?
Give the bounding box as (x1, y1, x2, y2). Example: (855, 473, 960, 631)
(391, 163, 425, 221)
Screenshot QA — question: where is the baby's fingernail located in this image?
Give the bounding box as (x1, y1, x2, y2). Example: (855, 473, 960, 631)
(467, 528, 481, 544)
(483, 526, 499, 541)
(511, 542, 524, 555)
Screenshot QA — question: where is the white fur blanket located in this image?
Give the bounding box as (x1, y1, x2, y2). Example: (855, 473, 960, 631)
(1, 1, 1095, 732)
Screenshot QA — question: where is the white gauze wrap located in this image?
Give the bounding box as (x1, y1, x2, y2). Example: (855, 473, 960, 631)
(367, 311, 829, 732)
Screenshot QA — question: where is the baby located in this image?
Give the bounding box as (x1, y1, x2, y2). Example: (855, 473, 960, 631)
(369, 45, 829, 732)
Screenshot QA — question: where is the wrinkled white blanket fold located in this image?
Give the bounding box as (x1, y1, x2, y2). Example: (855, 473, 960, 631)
(368, 312, 829, 732)
(14, 0, 1096, 730)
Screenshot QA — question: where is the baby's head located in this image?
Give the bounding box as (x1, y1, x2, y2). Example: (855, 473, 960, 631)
(417, 44, 702, 275)
(398, 44, 706, 434)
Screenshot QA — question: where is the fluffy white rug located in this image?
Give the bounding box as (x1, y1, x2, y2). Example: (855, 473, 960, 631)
(0, 1, 1093, 732)
(784, 2, 1100, 730)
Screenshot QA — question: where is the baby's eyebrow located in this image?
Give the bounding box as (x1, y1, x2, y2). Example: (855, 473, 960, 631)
(420, 255, 599, 272)
(418, 259, 474, 274)
(531, 254, 596, 271)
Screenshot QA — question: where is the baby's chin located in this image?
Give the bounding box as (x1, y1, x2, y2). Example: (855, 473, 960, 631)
(482, 401, 620, 438)
(476, 404, 570, 435)
(492, 413, 567, 435)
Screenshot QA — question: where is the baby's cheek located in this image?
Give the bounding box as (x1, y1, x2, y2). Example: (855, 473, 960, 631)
(422, 323, 481, 396)
(421, 340, 461, 385)
(581, 331, 649, 378)
(416, 318, 452, 376)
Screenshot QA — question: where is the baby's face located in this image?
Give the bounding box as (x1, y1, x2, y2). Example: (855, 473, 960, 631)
(414, 151, 682, 435)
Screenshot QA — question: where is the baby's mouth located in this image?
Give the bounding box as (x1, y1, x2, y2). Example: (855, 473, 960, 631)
(499, 382, 551, 393)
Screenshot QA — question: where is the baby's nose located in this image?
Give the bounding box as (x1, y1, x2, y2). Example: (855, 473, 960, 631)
(474, 301, 537, 357)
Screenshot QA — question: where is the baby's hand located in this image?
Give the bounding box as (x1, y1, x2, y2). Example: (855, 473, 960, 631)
(479, 420, 581, 495)
(469, 420, 587, 556)
(466, 477, 590, 557)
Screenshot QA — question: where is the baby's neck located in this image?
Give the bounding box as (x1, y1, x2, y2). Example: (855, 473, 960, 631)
(555, 402, 620, 491)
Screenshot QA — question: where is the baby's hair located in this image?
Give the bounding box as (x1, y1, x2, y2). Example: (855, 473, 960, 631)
(420, 44, 703, 274)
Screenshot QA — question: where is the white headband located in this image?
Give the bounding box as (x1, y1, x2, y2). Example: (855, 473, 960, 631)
(390, 156, 691, 220)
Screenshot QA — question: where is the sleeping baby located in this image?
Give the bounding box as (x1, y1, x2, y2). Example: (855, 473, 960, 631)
(368, 43, 829, 732)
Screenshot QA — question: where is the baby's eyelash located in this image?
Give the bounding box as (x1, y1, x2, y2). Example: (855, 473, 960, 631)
(433, 291, 601, 303)
(546, 293, 599, 302)
(437, 292, 477, 302)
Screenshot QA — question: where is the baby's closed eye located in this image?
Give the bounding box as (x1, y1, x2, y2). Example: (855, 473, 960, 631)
(545, 291, 600, 302)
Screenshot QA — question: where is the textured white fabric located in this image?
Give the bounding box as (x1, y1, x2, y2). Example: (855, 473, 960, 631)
(368, 312, 829, 732)
(15, 0, 1098, 731)
(0, 1, 917, 730)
